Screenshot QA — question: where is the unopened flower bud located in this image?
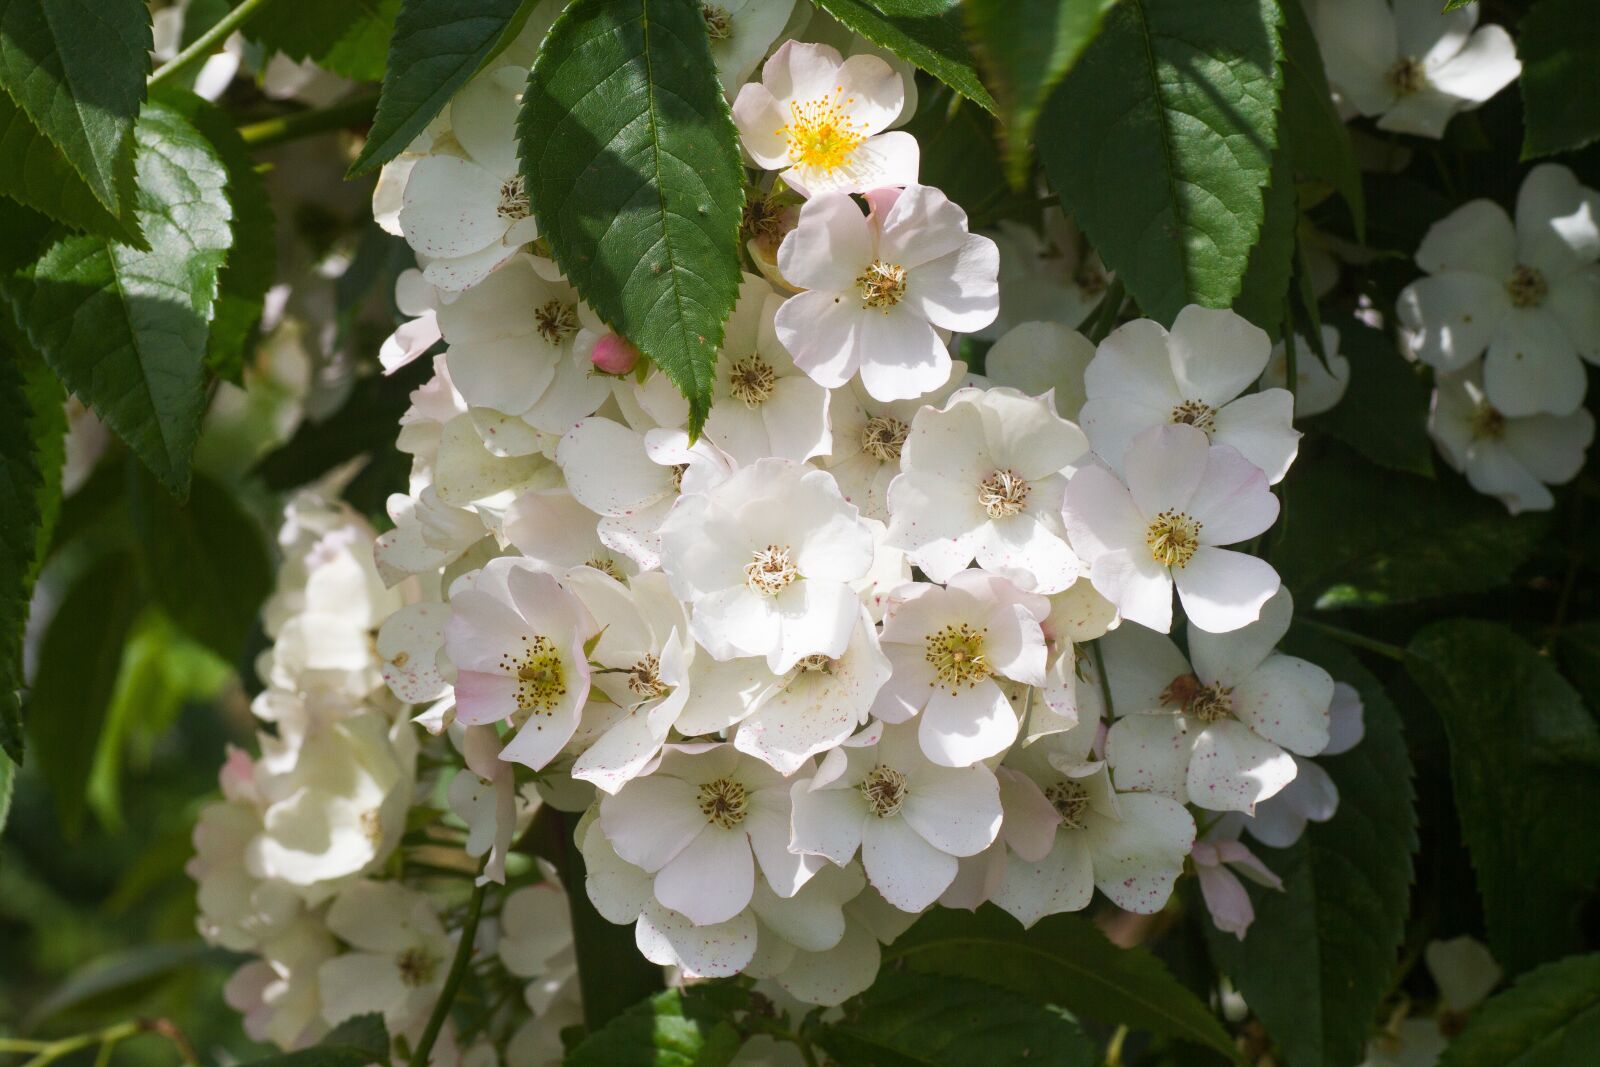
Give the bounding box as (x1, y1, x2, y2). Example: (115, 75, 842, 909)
(591, 332, 640, 375)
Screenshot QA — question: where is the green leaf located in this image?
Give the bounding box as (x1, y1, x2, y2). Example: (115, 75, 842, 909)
(249, 0, 401, 83)
(885, 906, 1243, 1062)
(1303, 315, 1433, 476)
(158, 88, 278, 383)
(1519, 0, 1600, 158)
(0, 354, 62, 765)
(818, 972, 1098, 1066)
(0, 748, 13, 836)
(130, 468, 271, 663)
(2, 101, 235, 497)
(564, 987, 744, 1067)
(1277, 0, 1362, 236)
(23, 550, 142, 836)
(0, 93, 145, 245)
(1038, 0, 1284, 323)
(318, 1014, 391, 1061)
(349, 0, 529, 176)
(1229, 146, 1295, 339)
(0, 0, 150, 219)
(1405, 621, 1600, 975)
(1203, 637, 1416, 1067)
(1438, 953, 1600, 1066)
(1271, 441, 1546, 609)
(520, 0, 744, 435)
(964, 0, 1119, 185)
(813, 0, 996, 113)
(1441, 1, 1476, 12)
(236, 1010, 393, 1067)
(1554, 621, 1600, 712)
(26, 941, 234, 1026)
(900, 86, 1028, 230)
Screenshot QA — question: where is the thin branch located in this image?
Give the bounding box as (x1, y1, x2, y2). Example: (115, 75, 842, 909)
(1299, 618, 1406, 662)
(149, 0, 277, 90)
(238, 94, 380, 149)
(408, 880, 489, 1067)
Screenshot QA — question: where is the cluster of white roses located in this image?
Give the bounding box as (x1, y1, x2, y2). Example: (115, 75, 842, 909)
(353, 9, 1367, 1008)
(189, 493, 579, 1062)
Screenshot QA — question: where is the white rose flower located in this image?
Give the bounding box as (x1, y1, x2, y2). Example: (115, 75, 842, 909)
(984, 321, 1097, 422)
(1063, 423, 1282, 634)
(775, 185, 999, 401)
(886, 386, 1088, 593)
(1080, 306, 1300, 484)
(1316, 0, 1520, 139)
(225, 917, 335, 1051)
(504, 488, 638, 580)
(497, 883, 574, 979)
(978, 217, 1108, 343)
(598, 745, 820, 925)
(1227, 681, 1366, 849)
(442, 558, 598, 771)
(873, 571, 1049, 767)
(1103, 590, 1334, 814)
(1398, 164, 1600, 416)
(732, 40, 918, 197)
(1429, 367, 1595, 514)
(318, 880, 453, 1031)
(704, 0, 800, 92)
(789, 722, 1002, 912)
(658, 458, 874, 673)
(1261, 325, 1351, 418)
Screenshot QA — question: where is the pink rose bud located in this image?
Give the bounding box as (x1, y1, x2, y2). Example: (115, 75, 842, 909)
(591, 332, 640, 375)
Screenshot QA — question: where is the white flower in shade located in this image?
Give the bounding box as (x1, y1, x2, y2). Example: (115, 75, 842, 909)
(789, 722, 1003, 912)
(598, 745, 820, 926)
(447, 726, 518, 885)
(319, 881, 452, 1031)
(374, 487, 487, 588)
(636, 275, 830, 464)
(1033, 580, 1120, 739)
(1261, 325, 1351, 418)
(939, 765, 1062, 913)
(1104, 589, 1334, 813)
(985, 321, 1097, 421)
(442, 558, 597, 771)
(557, 417, 736, 572)
(873, 571, 1050, 767)
(704, 0, 800, 91)
(823, 361, 968, 523)
(398, 67, 539, 291)
(775, 185, 999, 401)
(991, 718, 1195, 924)
(1191, 821, 1283, 940)
(497, 883, 574, 979)
(773, 885, 921, 1007)
(1230, 681, 1366, 849)
(438, 254, 609, 434)
(887, 387, 1088, 593)
(1429, 367, 1595, 514)
(504, 488, 638, 580)
(379, 268, 441, 375)
(1063, 423, 1282, 634)
(190, 749, 302, 952)
(1080, 306, 1300, 484)
(734, 609, 892, 774)
(1398, 164, 1600, 416)
(225, 917, 335, 1051)
(732, 40, 918, 197)
(562, 569, 695, 793)
(658, 458, 874, 673)
(1316, 0, 1520, 139)
(747, 863, 875, 996)
(1360, 938, 1501, 1067)
(979, 217, 1108, 342)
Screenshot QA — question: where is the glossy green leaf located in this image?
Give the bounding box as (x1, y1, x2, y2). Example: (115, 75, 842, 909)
(1520, 0, 1600, 159)
(1230, 146, 1295, 339)
(1438, 953, 1600, 1066)
(886, 906, 1242, 1062)
(3, 102, 234, 497)
(564, 987, 743, 1067)
(1204, 637, 1417, 1067)
(0, 749, 13, 836)
(1303, 315, 1433, 476)
(0, 354, 53, 764)
(519, 0, 744, 434)
(1038, 0, 1283, 323)
(350, 0, 529, 175)
(964, 0, 1119, 184)
(1271, 441, 1546, 609)
(818, 972, 1097, 1066)
(1406, 621, 1600, 975)
(249, 0, 400, 82)
(813, 0, 996, 113)
(0, 93, 144, 245)
(1277, 0, 1362, 235)
(0, 0, 150, 219)
(899, 86, 1028, 229)
(24, 551, 142, 836)
(130, 468, 271, 663)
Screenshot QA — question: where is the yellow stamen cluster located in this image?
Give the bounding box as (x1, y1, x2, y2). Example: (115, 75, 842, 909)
(1044, 780, 1090, 829)
(1160, 673, 1234, 722)
(978, 469, 1030, 518)
(926, 623, 991, 690)
(535, 299, 579, 344)
(701, 3, 733, 39)
(497, 175, 530, 220)
(396, 947, 440, 988)
(1386, 56, 1427, 95)
(628, 654, 668, 699)
(1470, 402, 1507, 441)
(796, 653, 835, 674)
(728, 355, 777, 406)
(780, 89, 866, 173)
(698, 777, 749, 828)
(1170, 399, 1217, 435)
(1146, 510, 1202, 569)
(746, 544, 798, 596)
(861, 416, 909, 462)
(503, 635, 567, 715)
(856, 259, 907, 310)
(860, 764, 908, 818)
(1506, 264, 1549, 309)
